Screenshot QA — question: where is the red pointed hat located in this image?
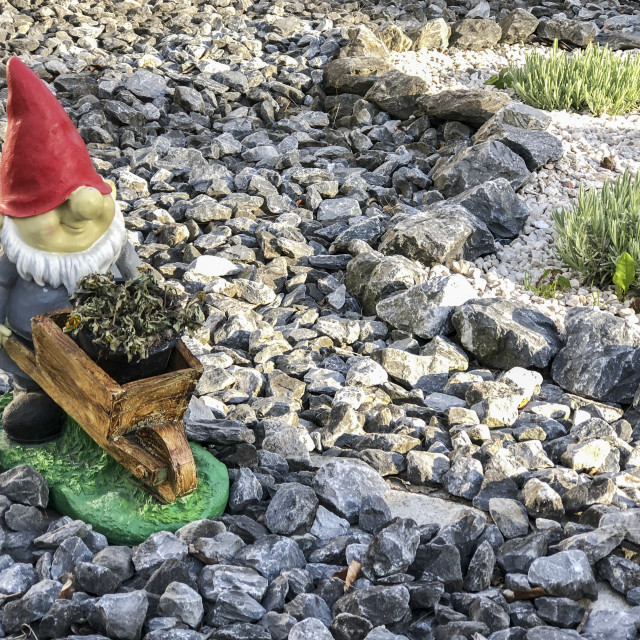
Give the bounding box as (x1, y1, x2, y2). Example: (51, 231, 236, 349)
(0, 57, 111, 218)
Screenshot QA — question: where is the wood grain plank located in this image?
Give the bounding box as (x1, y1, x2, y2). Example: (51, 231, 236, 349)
(110, 368, 199, 439)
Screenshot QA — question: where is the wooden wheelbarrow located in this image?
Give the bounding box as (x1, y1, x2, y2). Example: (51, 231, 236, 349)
(4, 310, 203, 504)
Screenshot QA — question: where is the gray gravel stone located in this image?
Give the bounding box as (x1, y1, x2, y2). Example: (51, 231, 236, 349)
(552, 307, 640, 404)
(324, 57, 394, 96)
(473, 123, 563, 171)
(489, 498, 530, 539)
(313, 459, 389, 523)
(131, 531, 187, 575)
(125, 69, 168, 99)
(379, 204, 495, 267)
(264, 483, 319, 535)
(289, 617, 334, 639)
(449, 18, 503, 50)
(50, 536, 92, 581)
(535, 596, 586, 628)
(1, 579, 62, 633)
(453, 298, 561, 370)
(418, 89, 512, 128)
(73, 561, 121, 596)
(362, 517, 421, 579)
(553, 525, 624, 564)
(95, 590, 148, 640)
(537, 18, 597, 47)
(92, 546, 134, 582)
(0, 465, 48, 507)
(285, 593, 333, 627)
(364, 70, 429, 119)
(528, 550, 597, 601)
(333, 584, 411, 627)
(234, 535, 307, 581)
(449, 178, 530, 239)
(376, 275, 476, 340)
(442, 457, 484, 499)
(228, 468, 263, 513)
(497, 533, 548, 573)
(198, 565, 268, 602)
(500, 9, 540, 43)
(597, 555, 640, 594)
(158, 582, 204, 629)
(582, 610, 638, 640)
(464, 540, 495, 592)
(430, 140, 531, 197)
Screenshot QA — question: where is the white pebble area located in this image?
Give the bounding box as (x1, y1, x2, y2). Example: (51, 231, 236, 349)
(391, 43, 640, 331)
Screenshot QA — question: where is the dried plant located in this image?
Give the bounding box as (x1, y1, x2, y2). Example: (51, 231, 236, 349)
(64, 269, 204, 362)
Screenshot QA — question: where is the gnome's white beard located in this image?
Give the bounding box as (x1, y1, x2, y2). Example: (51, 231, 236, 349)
(1, 204, 127, 296)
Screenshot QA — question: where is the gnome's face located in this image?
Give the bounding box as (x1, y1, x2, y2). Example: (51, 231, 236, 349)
(9, 185, 117, 254)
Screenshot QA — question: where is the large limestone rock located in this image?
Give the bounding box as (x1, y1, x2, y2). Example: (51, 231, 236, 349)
(499, 9, 540, 43)
(376, 275, 477, 339)
(551, 307, 640, 404)
(340, 25, 389, 58)
(364, 70, 429, 119)
(418, 88, 512, 128)
(408, 19, 450, 51)
(345, 251, 427, 316)
(379, 204, 495, 267)
(313, 459, 389, 522)
(596, 31, 640, 51)
(536, 18, 597, 47)
(448, 178, 530, 239)
(324, 57, 394, 96)
(373, 347, 465, 391)
(449, 18, 502, 50)
(474, 103, 551, 136)
(473, 123, 563, 171)
(378, 25, 413, 53)
(452, 298, 562, 370)
(430, 140, 531, 197)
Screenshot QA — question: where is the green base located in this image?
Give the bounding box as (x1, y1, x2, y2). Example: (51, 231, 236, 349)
(0, 394, 229, 546)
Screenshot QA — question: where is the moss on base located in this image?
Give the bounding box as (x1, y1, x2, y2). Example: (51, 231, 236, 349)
(0, 394, 229, 545)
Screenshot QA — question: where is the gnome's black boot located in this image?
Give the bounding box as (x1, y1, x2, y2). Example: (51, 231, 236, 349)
(3, 389, 65, 444)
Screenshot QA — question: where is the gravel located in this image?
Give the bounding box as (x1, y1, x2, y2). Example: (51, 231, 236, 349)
(1, 0, 640, 638)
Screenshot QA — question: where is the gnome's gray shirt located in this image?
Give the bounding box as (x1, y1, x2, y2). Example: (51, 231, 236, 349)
(0, 241, 141, 342)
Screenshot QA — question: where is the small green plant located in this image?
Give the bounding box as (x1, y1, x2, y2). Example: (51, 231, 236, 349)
(553, 169, 640, 292)
(612, 252, 636, 301)
(64, 269, 204, 362)
(523, 268, 571, 298)
(486, 41, 640, 116)
(485, 67, 514, 90)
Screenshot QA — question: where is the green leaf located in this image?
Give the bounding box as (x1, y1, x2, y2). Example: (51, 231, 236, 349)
(556, 276, 571, 290)
(613, 251, 636, 300)
(485, 68, 513, 90)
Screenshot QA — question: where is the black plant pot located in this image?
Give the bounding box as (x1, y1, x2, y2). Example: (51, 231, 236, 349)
(77, 330, 180, 385)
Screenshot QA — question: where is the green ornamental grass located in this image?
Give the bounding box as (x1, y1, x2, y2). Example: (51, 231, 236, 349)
(488, 41, 640, 116)
(553, 170, 640, 289)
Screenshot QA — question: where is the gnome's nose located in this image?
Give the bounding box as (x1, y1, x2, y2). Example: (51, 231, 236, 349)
(66, 187, 104, 222)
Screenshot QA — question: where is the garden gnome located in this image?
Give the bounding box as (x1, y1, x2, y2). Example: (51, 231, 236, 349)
(0, 57, 141, 443)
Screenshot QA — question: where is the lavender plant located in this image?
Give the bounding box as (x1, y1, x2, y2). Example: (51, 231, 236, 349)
(487, 41, 640, 116)
(553, 170, 640, 292)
